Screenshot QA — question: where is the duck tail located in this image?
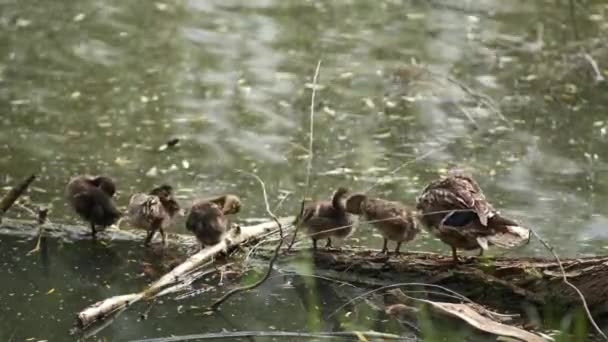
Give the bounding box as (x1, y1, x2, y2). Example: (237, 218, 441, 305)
(486, 213, 530, 249)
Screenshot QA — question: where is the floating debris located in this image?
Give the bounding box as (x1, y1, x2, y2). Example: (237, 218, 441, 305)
(158, 138, 180, 151)
(146, 167, 158, 177)
(73, 13, 86, 22)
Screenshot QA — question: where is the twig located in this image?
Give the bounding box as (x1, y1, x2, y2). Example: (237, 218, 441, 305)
(210, 171, 284, 310)
(128, 330, 406, 342)
(365, 147, 445, 193)
(288, 60, 322, 251)
(568, 0, 579, 40)
(304, 60, 322, 197)
(329, 282, 477, 318)
(583, 53, 605, 83)
(272, 192, 290, 213)
(0, 174, 36, 222)
(529, 228, 607, 341)
(418, 65, 512, 127)
(27, 207, 49, 255)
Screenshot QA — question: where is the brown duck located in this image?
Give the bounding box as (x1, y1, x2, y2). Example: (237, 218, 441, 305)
(346, 193, 419, 254)
(416, 171, 530, 262)
(65, 175, 121, 236)
(127, 184, 180, 246)
(186, 194, 241, 248)
(297, 187, 356, 250)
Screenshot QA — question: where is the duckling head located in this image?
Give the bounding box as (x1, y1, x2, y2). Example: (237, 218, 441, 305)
(222, 194, 242, 215)
(150, 184, 180, 215)
(331, 187, 350, 210)
(91, 176, 116, 197)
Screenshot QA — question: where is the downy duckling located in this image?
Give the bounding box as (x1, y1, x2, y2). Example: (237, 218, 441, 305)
(65, 175, 121, 236)
(127, 184, 180, 246)
(345, 193, 419, 254)
(416, 171, 530, 262)
(186, 194, 241, 248)
(296, 187, 356, 250)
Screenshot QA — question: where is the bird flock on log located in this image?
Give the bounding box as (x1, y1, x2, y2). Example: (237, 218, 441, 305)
(63, 170, 530, 262)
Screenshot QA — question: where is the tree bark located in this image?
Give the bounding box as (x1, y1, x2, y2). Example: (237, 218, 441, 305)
(268, 248, 608, 316)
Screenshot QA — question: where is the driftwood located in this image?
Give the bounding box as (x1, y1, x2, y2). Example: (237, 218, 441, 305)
(76, 217, 293, 328)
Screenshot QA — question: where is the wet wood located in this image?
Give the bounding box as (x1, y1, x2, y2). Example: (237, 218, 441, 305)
(386, 289, 549, 342)
(0, 174, 36, 223)
(0, 217, 199, 249)
(268, 247, 608, 316)
(76, 216, 293, 328)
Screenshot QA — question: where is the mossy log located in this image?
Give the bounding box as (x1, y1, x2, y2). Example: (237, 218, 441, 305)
(0, 217, 200, 249)
(268, 248, 608, 317)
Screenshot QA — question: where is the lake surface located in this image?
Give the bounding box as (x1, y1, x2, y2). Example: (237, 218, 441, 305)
(1, 0, 608, 340)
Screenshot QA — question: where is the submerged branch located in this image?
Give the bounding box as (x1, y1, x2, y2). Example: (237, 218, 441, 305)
(0, 174, 36, 223)
(129, 330, 406, 342)
(210, 171, 285, 310)
(75, 217, 294, 329)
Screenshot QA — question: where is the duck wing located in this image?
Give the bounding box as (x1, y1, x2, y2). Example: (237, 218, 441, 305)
(418, 175, 492, 227)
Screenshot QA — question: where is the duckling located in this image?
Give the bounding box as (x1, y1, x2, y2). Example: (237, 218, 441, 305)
(346, 193, 419, 254)
(416, 171, 530, 262)
(296, 187, 356, 250)
(127, 184, 180, 246)
(186, 194, 241, 248)
(65, 175, 121, 236)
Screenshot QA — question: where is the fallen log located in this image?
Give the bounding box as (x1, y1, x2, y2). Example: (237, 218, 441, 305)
(0, 217, 199, 249)
(263, 247, 608, 317)
(2, 217, 607, 333)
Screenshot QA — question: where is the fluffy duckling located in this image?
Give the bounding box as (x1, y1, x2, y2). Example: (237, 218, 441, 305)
(346, 193, 419, 254)
(186, 194, 241, 248)
(297, 187, 356, 250)
(65, 175, 121, 236)
(127, 184, 180, 246)
(416, 171, 530, 262)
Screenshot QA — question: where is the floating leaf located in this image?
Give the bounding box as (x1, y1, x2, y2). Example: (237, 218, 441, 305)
(46, 288, 55, 295)
(73, 13, 86, 22)
(146, 167, 158, 177)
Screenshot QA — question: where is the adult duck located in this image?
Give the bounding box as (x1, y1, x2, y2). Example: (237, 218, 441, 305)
(346, 193, 419, 254)
(186, 194, 241, 248)
(65, 175, 121, 236)
(297, 187, 356, 250)
(416, 171, 529, 262)
(127, 184, 180, 246)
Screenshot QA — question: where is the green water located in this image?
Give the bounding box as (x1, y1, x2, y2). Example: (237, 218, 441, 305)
(1, 0, 608, 340)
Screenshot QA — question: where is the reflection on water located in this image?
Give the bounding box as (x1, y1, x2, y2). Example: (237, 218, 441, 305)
(1, 0, 608, 340)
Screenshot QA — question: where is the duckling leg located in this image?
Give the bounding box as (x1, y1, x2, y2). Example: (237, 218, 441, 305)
(325, 238, 332, 248)
(451, 246, 459, 263)
(90, 223, 97, 237)
(159, 228, 167, 247)
(478, 248, 484, 257)
(379, 239, 388, 254)
(394, 241, 402, 255)
(144, 229, 156, 246)
(312, 239, 318, 250)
